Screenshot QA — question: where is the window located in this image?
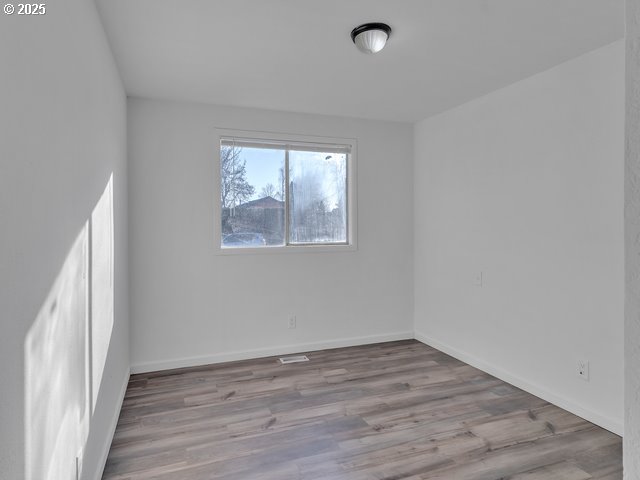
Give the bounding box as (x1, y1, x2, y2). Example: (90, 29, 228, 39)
(216, 131, 356, 252)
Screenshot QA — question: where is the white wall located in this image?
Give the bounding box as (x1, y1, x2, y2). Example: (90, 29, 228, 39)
(413, 41, 624, 434)
(0, 0, 129, 478)
(128, 98, 414, 372)
(625, 0, 640, 474)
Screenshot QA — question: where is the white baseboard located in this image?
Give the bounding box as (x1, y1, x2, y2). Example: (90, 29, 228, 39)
(414, 331, 623, 436)
(92, 367, 130, 480)
(130, 331, 414, 374)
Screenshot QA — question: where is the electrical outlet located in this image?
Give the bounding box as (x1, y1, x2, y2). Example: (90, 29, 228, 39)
(577, 359, 589, 381)
(288, 315, 296, 329)
(474, 271, 483, 287)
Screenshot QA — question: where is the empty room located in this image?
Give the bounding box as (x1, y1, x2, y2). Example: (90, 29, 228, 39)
(2, 0, 640, 479)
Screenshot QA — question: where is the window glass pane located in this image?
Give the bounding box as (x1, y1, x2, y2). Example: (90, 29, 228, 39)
(220, 145, 285, 247)
(289, 151, 347, 244)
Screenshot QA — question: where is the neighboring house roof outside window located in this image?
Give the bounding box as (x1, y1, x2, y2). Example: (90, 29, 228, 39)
(237, 196, 284, 209)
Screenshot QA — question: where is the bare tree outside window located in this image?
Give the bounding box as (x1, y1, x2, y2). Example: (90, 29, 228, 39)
(220, 146, 255, 209)
(260, 183, 277, 199)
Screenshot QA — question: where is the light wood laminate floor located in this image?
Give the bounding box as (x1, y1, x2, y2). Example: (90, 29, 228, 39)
(103, 340, 622, 479)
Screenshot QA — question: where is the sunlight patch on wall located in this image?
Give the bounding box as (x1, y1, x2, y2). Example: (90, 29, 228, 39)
(25, 174, 115, 480)
(91, 175, 114, 412)
(25, 224, 90, 480)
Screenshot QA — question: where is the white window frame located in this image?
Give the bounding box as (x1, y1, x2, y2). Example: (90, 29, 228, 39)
(213, 128, 357, 255)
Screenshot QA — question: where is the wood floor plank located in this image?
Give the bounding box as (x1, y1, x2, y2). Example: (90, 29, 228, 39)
(103, 340, 622, 479)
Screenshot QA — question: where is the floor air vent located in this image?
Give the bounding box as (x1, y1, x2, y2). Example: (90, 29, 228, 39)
(279, 355, 309, 364)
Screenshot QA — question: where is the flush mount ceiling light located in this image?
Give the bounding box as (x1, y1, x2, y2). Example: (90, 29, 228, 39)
(350, 22, 392, 54)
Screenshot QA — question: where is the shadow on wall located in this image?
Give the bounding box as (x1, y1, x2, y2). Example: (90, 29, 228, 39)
(24, 174, 115, 480)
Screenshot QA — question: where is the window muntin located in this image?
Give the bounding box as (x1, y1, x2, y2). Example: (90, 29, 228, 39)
(219, 136, 352, 250)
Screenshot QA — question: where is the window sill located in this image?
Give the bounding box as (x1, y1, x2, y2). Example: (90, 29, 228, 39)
(215, 243, 357, 255)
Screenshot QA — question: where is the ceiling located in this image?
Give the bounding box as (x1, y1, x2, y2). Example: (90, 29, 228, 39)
(96, 0, 623, 123)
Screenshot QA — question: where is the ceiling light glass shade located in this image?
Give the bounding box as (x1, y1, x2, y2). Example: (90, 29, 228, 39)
(351, 23, 391, 54)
